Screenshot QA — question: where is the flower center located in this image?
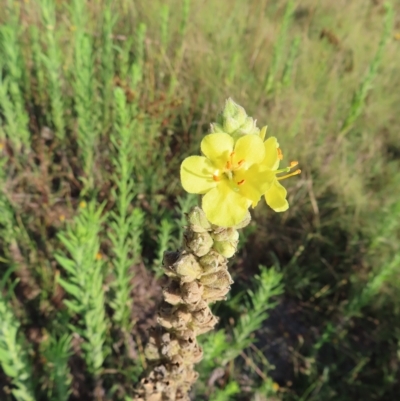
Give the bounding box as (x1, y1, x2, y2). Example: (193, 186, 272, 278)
(212, 151, 246, 186)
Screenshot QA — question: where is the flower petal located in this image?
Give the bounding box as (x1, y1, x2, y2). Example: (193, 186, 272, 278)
(180, 156, 217, 194)
(233, 134, 265, 166)
(201, 133, 234, 170)
(235, 165, 274, 203)
(202, 181, 251, 227)
(265, 180, 289, 212)
(263, 137, 280, 170)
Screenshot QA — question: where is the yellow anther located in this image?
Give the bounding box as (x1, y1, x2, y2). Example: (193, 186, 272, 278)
(277, 148, 283, 160)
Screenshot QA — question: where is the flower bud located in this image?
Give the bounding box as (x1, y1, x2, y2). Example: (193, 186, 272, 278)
(187, 207, 211, 233)
(184, 231, 213, 257)
(199, 272, 218, 286)
(199, 250, 226, 274)
(212, 227, 239, 242)
(213, 239, 238, 258)
(241, 116, 257, 133)
(172, 252, 203, 282)
(222, 98, 247, 130)
(203, 269, 233, 289)
(209, 122, 225, 133)
(223, 116, 241, 134)
(202, 286, 230, 302)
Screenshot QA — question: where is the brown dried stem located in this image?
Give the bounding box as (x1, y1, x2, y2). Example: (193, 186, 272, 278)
(133, 206, 250, 401)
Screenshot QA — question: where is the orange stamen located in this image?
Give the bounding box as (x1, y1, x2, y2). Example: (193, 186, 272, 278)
(277, 148, 283, 160)
(290, 161, 298, 168)
(213, 175, 220, 182)
(237, 159, 245, 167)
(277, 169, 301, 181)
(237, 179, 245, 185)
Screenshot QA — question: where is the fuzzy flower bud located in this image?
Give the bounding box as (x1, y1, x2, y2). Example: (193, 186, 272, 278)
(187, 207, 211, 233)
(209, 122, 225, 133)
(223, 116, 242, 134)
(172, 253, 203, 282)
(199, 251, 227, 274)
(202, 286, 230, 302)
(222, 98, 247, 129)
(184, 231, 214, 257)
(213, 239, 238, 258)
(230, 117, 260, 140)
(212, 227, 239, 242)
(210, 98, 260, 141)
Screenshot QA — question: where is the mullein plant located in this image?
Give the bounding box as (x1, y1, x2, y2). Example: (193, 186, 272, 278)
(134, 99, 300, 400)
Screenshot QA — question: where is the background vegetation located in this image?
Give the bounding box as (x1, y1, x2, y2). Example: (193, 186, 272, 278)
(1, 0, 400, 400)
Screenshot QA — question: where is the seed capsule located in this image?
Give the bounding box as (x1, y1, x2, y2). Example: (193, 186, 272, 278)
(184, 231, 214, 257)
(172, 252, 203, 282)
(181, 281, 204, 304)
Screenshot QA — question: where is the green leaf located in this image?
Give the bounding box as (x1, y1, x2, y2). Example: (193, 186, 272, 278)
(57, 277, 81, 299)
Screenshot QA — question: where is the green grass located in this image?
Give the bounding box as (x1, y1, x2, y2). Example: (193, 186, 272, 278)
(1, 0, 400, 400)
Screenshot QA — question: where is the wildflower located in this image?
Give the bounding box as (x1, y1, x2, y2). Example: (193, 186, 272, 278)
(260, 137, 301, 212)
(180, 133, 270, 227)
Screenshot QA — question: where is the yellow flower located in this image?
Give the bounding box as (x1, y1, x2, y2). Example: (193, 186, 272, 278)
(180, 133, 270, 227)
(260, 137, 301, 212)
